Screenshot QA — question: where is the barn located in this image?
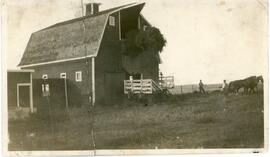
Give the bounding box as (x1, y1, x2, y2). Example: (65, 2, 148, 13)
(18, 3, 161, 105)
(7, 70, 34, 113)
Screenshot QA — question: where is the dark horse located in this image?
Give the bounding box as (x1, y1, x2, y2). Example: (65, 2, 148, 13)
(228, 79, 245, 94)
(228, 75, 263, 94)
(242, 75, 263, 94)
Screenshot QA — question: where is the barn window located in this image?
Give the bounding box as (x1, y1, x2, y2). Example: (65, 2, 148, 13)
(60, 73, 66, 79)
(75, 71, 82, 82)
(109, 16, 115, 26)
(143, 25, 148, 31)
(42, 74, 48, 79)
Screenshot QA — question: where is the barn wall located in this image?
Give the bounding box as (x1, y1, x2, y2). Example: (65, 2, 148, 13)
(7, 72, 31, 108)
(95, 12, 159, 103)
(122, 49, 159, 82)
(121, 14, 159, 82)
(96, 12, 124, 104)
(139, 15, 151, 30)
(23, 59, 92, 106)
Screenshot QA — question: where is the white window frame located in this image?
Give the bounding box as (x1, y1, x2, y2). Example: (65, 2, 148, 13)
(60, 72, 66, 79)
(109, 16, 115, 26)
(17, 83, 31, 108)
(42, 74, 48, 79)
(143, 25, 148, 31)
(75, 71, 82, 82)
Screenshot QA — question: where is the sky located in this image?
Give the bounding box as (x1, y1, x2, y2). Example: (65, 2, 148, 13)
(4, 0, 268, 85)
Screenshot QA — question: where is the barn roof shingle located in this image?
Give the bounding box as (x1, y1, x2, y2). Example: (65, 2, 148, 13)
(18, 3, 144, 67)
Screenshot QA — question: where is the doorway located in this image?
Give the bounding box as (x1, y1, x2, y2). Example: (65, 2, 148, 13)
(104, 72, 125, 104)
(17, 84, 30, 108)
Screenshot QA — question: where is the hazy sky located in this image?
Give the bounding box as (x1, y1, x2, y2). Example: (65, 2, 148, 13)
(5, 0, 268, 84)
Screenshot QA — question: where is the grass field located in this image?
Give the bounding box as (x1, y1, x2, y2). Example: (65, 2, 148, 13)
(8, 92, 264, 150)
(169, 84, 222, 94)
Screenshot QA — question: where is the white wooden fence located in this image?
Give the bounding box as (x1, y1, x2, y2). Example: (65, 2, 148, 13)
(124, 79, 162, 94)
(159, 76, 174, 89)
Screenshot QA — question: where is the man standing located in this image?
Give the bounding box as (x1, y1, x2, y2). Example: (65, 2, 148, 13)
(199, 80, 206, 94)
(221, 80, 228, 95)
(221, 80, 228, 91)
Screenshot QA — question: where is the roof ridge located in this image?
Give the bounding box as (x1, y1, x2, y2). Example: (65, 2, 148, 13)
(36, 2, 138, 32)
(19, 2, 147, 67)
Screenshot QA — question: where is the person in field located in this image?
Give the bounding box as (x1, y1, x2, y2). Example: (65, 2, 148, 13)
(221, 80, 229, 95)
(199, 80, 206, 94)
(221, 80, 228, 90)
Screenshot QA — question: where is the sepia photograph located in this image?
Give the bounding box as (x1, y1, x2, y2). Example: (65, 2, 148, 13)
(1, 0, 268, 155)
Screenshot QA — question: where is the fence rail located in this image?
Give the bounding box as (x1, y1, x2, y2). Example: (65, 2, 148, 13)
(124, 79, 162, 94)
(159, 76, 174, 89)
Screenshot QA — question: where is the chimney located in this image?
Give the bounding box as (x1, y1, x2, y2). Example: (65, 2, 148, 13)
(85, 3, 101, 16)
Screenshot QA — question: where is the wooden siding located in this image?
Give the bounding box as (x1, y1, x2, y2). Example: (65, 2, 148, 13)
(96, 12, 124, 103)
(122, 50, 159, 82)
(122, 14, 159, 81)
(138, 14, 151, 30)
(18, 9, 158, 105)
(7, 72, 31, 107)
(95, 12, 159, 103)
(23, 59, 92, 105)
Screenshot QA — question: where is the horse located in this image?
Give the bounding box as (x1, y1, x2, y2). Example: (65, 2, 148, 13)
(242, 75, 263, 94)
(257, 75, 264, 84)
(228, 79, 245, 94)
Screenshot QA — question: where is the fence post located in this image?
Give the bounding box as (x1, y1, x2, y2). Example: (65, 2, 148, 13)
(140, 78, 143, 99)
(181, 85, 183, 94)
(130, 76, 133, 93)
(64, 79, 69, 109)
(150, 80, 153, 94)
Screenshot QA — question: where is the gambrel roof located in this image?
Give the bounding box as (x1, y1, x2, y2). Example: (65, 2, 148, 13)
(18, 3, 145, 67)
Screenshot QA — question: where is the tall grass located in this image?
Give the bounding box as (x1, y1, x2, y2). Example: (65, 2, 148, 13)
(8, 92, 264, 150)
